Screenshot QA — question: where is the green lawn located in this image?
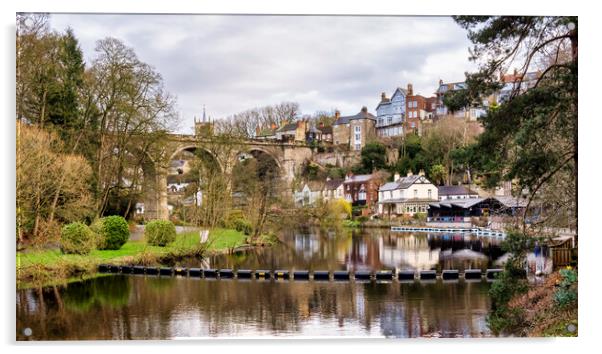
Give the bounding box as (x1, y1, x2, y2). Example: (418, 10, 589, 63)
(16, 229, 246, 269)
(206, 228, 247, 251)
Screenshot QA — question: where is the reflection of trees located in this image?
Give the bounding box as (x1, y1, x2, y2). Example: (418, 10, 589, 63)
(17, 276, 493, 339)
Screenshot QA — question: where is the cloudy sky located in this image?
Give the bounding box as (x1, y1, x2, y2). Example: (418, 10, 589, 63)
(49, 14, 476, 134)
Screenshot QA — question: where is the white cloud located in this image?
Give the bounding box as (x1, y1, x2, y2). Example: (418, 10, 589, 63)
(49, 14, 474, 134)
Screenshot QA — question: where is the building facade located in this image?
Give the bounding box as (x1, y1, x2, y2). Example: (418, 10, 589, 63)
(405, 84, 436, 136)
(343, 173, 383, 211)
(333, 107, 377, 151)
(375, 87, 407, 138)
(434, 79, 487, 121)
(377, 171, 439, 217)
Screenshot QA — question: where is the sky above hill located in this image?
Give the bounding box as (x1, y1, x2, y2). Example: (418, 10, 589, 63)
(49, 14, 476, 134)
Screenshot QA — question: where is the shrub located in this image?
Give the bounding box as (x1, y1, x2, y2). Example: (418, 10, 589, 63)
(93, 215, 130, 250)
(60, 222, 96, 255)
(145, 220, 177, 246)
(232, 218, 253, 235)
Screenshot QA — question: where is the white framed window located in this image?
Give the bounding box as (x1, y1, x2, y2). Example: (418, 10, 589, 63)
(355, 143, 361, 151)
(414, 189, 418, 198)
(355, 133, 360, 141)
(354, 126, 361, 133)
(428, 189, 432, 199)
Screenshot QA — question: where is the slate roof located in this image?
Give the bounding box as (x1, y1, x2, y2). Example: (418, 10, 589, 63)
(378, 175, 432, 192)
(325, 178, 343, 190)
(429, 196, 527, 209)
(343, 174, 373, 184)
(333, 110, 376, 125)
(438, 185, 478, 196)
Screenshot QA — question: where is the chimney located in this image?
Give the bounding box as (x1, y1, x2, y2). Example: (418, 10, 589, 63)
(407, 83, 413, 96)
(319, 122, 324, 128)
(407, 170, 413, 177)
(394, 173, 400, 182)
(335, 110, 340, 119)
(255, 126, 261, 136)
(439, 79, 443, 86)
(381, 92, 386, 101)
(418, 169, 425, 176)
(271, 123, 277, 130)
(361, 106, 368, 113)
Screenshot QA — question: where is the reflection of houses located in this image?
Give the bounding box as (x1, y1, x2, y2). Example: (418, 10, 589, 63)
(293, 233, 321, 259)
(379, 234, 440, 270)
(427, 196, 527, 222)
(437, 185, 479, 201)
(294, 181, 324, 206)
(377, 171, 438, 217)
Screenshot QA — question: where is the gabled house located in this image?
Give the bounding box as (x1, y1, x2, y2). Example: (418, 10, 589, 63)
(343, 172, 385, 212)
(375, 87, 407, 138)
(294, 181, 325, 206)
(377, 171, 438, 217)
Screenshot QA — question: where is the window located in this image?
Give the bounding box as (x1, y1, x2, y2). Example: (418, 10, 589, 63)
(428, 189, 432, 199)
(354, 126, 361, 133)
(388, 116, 392, 124)
(414, 189, 418, 198)
(355, 133, 361, 141)
(355, 143, 361, 151)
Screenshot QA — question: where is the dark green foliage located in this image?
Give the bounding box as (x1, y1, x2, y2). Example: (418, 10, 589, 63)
(554, 268, 577, 308)
(232, 218, 253, 235)
(442, 89, 470, 113)
(144, 220, 177, 247)
(354, 142, 387, 174)
(60, 222, 95, 255)
(93, 215, 129, 250)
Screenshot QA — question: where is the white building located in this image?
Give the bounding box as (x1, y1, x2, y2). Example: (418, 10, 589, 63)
(294, 181, 324, 206)
(377, 171, 438, 217)
(437, 185, 479, 201)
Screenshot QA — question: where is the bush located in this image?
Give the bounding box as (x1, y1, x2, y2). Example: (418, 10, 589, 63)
(144, 220, 177, 247)
(92, 215, 130, 250)
(232, 218, 253, 235)
(60, 222, 96, 255)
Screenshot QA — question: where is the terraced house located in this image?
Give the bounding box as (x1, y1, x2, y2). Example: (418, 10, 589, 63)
(375, 86, 407, 138)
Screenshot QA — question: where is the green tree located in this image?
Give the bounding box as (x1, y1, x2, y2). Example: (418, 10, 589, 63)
(429, 164, 447, 186)
(355, 142, 387, 174)
(453, 16, 578, 335)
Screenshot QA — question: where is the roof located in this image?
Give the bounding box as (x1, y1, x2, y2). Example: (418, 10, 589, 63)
(429, 196, 527, 209)
(429, 198, 485, 209)
(297, 180, 324, 192)
(344, 174, 373, 184)
(275, 122, 298, 133)
(495, 196, 528, 208)
(325, 178, 343, 190)
(438, 185, 478, 196)
(379, 181, 399, 191)
(379, 198, 436, 204)
(377, 175, 433, 192)
(308, 126, 322, 134)
(333, 109, 376, 125)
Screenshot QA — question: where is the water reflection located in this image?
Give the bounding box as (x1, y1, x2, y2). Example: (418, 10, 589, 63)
(17, 276, 492, 339)
(207, 228, 504, 271)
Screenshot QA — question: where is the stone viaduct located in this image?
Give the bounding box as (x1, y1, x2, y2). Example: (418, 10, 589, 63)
(139, 133, 314, 220)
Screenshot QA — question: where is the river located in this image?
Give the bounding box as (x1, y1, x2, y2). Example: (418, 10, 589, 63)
(16, 228, 503, 339)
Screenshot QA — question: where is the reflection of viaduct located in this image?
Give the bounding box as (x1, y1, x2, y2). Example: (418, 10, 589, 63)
(139, 134, 313, 219)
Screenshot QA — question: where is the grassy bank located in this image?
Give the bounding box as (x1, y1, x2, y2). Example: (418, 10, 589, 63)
(16, 228, 262, 289)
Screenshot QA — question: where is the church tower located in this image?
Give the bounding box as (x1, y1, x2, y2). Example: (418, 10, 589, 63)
(194, 105, 214, 137)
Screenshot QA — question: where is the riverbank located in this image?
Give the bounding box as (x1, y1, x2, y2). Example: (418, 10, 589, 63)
(16, 228, 273, 289)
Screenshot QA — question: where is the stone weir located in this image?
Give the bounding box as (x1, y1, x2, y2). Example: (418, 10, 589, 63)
(98, 265, 503, 282)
